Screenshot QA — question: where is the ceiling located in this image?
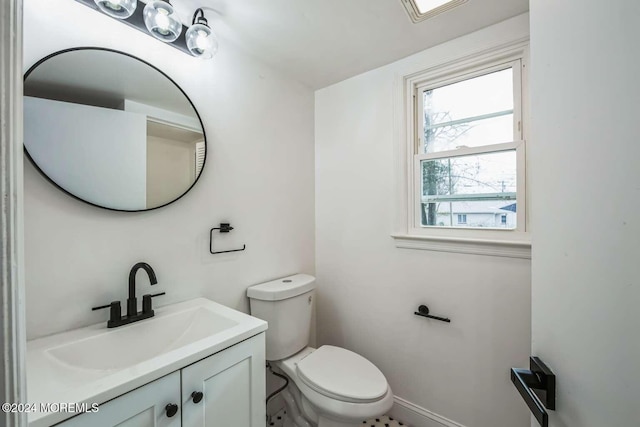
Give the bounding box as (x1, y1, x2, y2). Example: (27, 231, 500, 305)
(172, 0, 529, 89)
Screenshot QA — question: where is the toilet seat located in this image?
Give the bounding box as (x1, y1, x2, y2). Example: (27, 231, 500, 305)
(296, 345, 388, 403)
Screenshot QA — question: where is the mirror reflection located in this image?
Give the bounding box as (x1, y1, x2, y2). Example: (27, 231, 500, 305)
(24, 48, 206, 211)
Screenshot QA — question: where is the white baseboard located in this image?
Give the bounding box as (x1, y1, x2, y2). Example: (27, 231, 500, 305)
(389, 396, 467, 427)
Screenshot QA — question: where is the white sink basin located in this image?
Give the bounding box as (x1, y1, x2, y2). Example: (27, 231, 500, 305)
(48, 307, 238, 371)
(27, 298, 267, 427)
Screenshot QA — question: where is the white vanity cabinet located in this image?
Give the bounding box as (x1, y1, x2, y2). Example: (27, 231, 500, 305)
(55, 333, 265, 427)
(57, 372, 181, 427)
(181, 333, 266, 427)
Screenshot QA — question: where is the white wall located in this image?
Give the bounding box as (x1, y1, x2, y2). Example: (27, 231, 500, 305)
(23, 0, 315, 340)
(24, 97, 148, 210)
(530, 1, 640, 426)
(315, 15, 531, 427)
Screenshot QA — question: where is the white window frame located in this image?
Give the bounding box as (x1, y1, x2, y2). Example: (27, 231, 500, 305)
(392, 39, 531, 258)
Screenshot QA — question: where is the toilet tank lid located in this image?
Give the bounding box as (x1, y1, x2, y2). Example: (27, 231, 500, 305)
(247, 274, 316, 301)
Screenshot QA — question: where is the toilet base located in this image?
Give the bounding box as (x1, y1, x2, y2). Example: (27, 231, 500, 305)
(278, 374, 390, 427)
(281, 385, 313, 427)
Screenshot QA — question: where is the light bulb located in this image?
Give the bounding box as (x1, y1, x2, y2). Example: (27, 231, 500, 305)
(155, 10, 171, 30)
(186, 22, 218, 59)
(94, 0, 136, 19)
(196, 31, 210, 49)
(143, 1, 182, 43)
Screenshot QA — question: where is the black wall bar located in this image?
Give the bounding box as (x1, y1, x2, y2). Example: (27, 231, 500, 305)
(414, 304, 450, 323)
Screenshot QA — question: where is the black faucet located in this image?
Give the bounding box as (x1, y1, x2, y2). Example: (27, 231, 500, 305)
(127, 262, 157, 317)
(92, 262, 165, 328)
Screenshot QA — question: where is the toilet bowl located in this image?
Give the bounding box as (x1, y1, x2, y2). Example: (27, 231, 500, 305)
(247, 274, 393, 427)
(275, 346, 394, 427)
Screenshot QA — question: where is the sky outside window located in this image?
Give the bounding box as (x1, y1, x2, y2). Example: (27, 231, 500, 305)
(422, 68, 514, 153)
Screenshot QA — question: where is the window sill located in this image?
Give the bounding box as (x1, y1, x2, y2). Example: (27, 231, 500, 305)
(391, 233, 531, 259)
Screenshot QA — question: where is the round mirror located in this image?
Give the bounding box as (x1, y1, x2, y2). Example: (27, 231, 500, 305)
(23, 48, 206, 212)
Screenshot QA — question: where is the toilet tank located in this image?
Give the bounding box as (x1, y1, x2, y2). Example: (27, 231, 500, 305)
(247, 274, 315, 361)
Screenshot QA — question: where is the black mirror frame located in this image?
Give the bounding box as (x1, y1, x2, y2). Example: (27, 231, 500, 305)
(23, 46, 208, 213)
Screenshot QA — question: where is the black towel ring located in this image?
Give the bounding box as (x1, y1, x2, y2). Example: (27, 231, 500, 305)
(209, 223, 246, 254)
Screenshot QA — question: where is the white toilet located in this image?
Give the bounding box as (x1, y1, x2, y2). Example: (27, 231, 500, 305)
(247, 274, 393, 427)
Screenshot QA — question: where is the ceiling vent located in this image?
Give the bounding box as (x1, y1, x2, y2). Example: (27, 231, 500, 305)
(400, 0, 468, 23)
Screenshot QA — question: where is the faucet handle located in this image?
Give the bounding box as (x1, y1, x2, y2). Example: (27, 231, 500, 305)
(92, 301, 122, 327)
(142, 292, 165, 314)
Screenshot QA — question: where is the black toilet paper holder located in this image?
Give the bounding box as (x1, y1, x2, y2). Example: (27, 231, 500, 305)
(414, 305, 451, 323)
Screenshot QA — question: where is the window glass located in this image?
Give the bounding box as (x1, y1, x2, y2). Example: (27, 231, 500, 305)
(420, 150, 517, 229)
(423, 114, 513, 153)
(422, 68, 514, 153)
(423, 200, 516, 228)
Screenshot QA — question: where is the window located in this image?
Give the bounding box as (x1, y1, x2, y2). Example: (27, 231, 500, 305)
(416, 63, 524, 231)
(394, 41, 530, 255)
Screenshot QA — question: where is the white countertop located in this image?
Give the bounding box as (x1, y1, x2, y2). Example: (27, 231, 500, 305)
(26, 298, 267, 427)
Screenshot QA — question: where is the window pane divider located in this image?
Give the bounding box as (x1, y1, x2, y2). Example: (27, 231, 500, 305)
(425, 109, 513, 131)
(422, 192, 517, 203)
(416, 140, 523, 161)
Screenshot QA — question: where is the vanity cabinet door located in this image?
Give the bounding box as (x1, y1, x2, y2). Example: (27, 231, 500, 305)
(181, 333, 265, 427)
(57, 372, 181, 427)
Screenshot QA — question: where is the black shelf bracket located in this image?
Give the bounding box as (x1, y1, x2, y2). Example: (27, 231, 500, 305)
(209, 223, 246, 255)
(414, 304, 451, 323)
(511, 357, 556, 427)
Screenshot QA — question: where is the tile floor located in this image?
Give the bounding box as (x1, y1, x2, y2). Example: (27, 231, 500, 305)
(361, 415, 408, 426)
(267, 409, 409, 427)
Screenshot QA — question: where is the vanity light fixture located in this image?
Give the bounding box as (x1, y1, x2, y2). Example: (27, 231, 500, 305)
(94, 0, 137, 19)
(143, 0, 182, 43)
(75, 0, 218, 59)
(186, 8, 218, 59)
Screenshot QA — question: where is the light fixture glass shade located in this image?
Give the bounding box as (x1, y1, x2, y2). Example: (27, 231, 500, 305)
(186, 23, 218, 59)
(94, 0, 137, 19)
(143, 1, 182, 43)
